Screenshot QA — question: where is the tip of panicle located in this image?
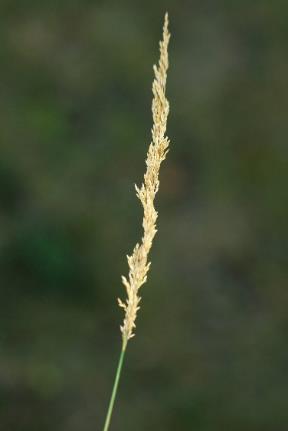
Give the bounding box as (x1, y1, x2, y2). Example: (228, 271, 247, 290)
(164, 12, 169, 27)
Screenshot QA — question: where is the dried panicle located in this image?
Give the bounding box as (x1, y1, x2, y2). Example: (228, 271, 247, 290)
(118, 13, 171, 347)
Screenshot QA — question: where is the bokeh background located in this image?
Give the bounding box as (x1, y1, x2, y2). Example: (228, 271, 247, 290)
(1, 1, 288, 430)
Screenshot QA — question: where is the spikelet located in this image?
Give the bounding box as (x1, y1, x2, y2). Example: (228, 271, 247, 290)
(118, 13, 171, 347)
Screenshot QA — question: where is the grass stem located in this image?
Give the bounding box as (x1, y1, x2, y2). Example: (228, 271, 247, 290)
(102, 343, 126, 431)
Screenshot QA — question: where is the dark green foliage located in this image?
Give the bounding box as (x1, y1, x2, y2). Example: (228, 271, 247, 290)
(0, 1, 287, 430)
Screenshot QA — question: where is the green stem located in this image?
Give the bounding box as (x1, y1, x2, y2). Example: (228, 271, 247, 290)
(102, 342, 127, 431)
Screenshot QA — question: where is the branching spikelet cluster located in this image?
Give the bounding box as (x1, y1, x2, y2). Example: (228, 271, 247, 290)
(118, 13, 171, 347)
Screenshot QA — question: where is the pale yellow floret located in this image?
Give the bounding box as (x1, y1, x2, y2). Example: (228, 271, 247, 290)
(118, 13, 171, 347)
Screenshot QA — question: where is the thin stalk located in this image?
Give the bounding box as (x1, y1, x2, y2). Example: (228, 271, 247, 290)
(102, 343, 127, 431)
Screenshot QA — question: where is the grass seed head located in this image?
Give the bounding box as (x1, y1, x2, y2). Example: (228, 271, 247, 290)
(119, 13, 171, 346)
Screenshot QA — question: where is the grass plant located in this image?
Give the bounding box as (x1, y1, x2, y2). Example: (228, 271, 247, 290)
(102, 13, 171, 431)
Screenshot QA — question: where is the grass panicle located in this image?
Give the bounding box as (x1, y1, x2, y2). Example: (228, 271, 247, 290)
(118, 12, 171, 347)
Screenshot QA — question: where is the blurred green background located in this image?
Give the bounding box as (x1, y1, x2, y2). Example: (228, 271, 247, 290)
(1, 1, 288, 430)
